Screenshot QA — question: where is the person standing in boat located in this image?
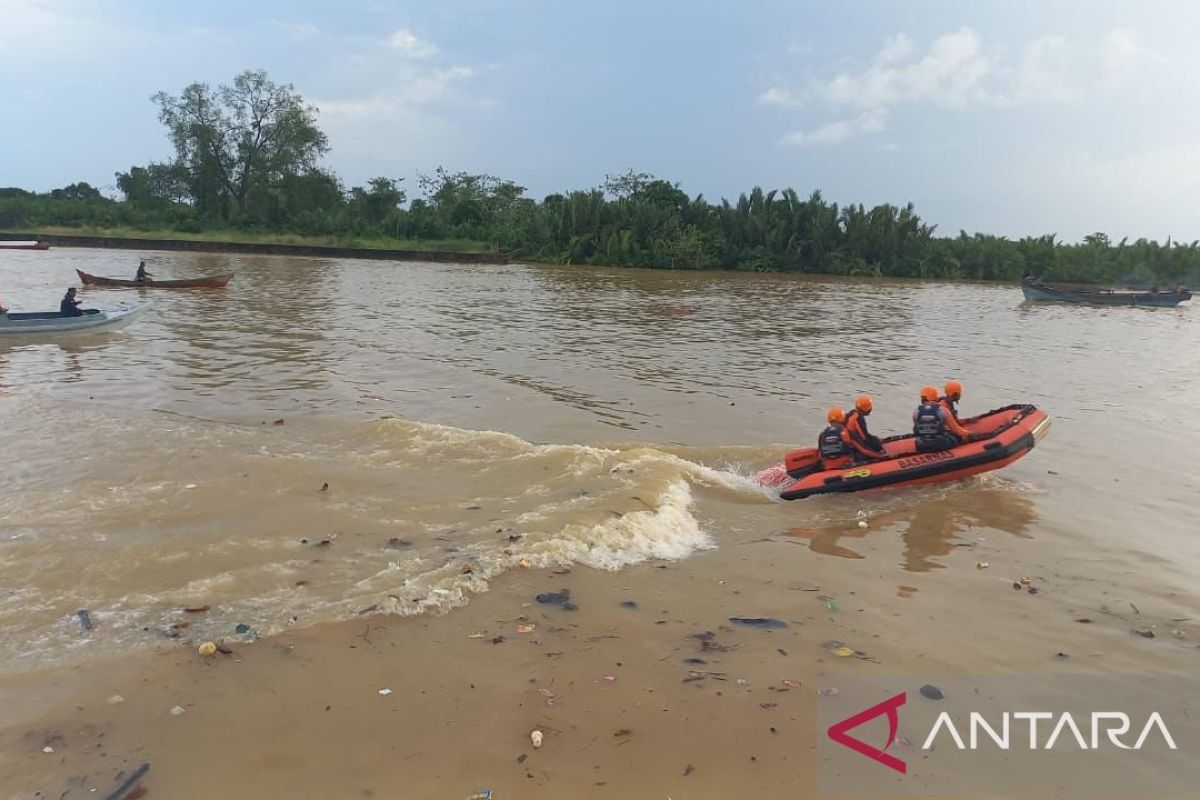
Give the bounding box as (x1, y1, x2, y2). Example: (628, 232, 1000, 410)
(135, 260, 153, 283)
(60, 287, 84, 317)
(913, 386, 974, 452)
(844, 395, 887, 461)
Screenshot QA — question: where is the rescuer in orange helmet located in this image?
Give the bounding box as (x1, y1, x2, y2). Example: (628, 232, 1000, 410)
(844, 394, 887, 461)
(817, 407, 855, 470)
(913, 385, 974, 452)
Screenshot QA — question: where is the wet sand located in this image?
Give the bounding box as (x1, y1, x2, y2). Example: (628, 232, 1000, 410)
(4, 513, 1198, 799)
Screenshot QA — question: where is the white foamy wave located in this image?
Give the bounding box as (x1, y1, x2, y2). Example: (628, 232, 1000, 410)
(530, 480, 713, 570)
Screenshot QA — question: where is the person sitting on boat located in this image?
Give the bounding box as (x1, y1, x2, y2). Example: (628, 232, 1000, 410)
(914, 386, 974, 452)
(60, 287, 84, 317)
(135, 261, 153, 282)
(939, 380, 964, 422)
(818, 407, 856, 470)
(844, 394, 887, 461)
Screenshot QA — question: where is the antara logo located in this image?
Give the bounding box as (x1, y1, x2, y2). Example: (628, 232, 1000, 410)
(827, 692, 908, 774)
(828, 692, 1178, 775)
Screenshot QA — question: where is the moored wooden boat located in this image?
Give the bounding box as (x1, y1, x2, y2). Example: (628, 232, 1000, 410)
(0, 303, 150, 338)
(1021, 278, 1191, 307)
(76, 269, 234, 289)
(0, 240, 50, 250)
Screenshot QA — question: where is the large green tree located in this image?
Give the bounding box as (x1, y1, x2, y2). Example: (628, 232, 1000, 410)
(152, 69, 329, 218)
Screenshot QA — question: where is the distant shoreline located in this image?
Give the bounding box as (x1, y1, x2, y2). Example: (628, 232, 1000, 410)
(0, 232, 510, 265)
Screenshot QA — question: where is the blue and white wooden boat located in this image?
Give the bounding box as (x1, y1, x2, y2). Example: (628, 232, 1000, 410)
(0, 303, 151, 338)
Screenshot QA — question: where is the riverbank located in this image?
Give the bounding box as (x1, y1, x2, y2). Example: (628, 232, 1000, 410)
(0, 229, 507, 264)
(3, 506, 1196, 799)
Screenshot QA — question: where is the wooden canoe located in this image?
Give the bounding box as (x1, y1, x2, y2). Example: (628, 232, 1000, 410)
(0, 304, 150, 338)
(1021, 279, 1191, 307)
(76, 269, 234, 289)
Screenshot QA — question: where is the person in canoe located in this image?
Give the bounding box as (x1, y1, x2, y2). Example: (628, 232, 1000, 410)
(135, 260, 153, 283)
(844, 394, 888, 461)
(914, 385, 975, 452)
(60, 287, 84, 317)
(939, 380, 964, 422)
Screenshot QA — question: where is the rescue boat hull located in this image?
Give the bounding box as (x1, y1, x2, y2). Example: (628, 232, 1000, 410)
(774, 404, 1050, 500)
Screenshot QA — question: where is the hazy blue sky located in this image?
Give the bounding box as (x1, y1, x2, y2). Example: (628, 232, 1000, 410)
(3, 0, 1198, 241)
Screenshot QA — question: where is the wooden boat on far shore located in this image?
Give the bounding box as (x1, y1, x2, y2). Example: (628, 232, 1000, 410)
(1021, 278, 1191, 307)
(76, 269, 234, 289)
(0, 240, 50, 250)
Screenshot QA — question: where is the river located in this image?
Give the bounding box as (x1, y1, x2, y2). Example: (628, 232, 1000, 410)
(2, 248, 1198, 675)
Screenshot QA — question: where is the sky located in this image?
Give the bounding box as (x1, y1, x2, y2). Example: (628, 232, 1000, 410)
(2, 0, 1199, 242)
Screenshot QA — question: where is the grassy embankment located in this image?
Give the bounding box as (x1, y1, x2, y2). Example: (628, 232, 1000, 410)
(3, 225, 493, 254)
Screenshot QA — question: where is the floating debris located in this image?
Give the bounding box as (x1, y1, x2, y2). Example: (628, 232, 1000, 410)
(729, 617, 787, 629)
(920, 684, 944, 701)
(822, 640, 876, 661)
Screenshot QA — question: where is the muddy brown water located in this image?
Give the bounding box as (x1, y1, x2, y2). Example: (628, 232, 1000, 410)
(1, 249, 1197, 798)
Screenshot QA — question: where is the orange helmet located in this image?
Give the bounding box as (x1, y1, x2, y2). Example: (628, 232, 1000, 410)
(855, 394, 873, 413)
(920, 386, 939, 402)
(944, 379, 963, 399)
(827, 407, 846, 424)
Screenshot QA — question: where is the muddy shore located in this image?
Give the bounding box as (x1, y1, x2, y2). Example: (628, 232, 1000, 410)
(3, 514, 1196, 800)
(0, 233, 508, 264)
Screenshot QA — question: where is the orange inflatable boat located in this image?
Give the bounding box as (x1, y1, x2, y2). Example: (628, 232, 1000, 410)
(770, 404, 1050, 500)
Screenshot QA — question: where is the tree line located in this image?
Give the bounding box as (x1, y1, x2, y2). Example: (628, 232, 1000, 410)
(1, 69, 1196, 285)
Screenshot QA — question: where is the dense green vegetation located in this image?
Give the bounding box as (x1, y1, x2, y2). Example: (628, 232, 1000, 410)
(2, 70, 1197, 285)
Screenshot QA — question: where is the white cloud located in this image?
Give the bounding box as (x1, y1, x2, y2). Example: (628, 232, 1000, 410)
(1009, 35, 1078, 103)
(319, 66, 474, 117)
(271, 20, 320, 42)
(765, 26, 1169, 146)
(782, 109, 886, 147)
(758, 86, 800, 108)
(824, 28, 990, 109)
(876, 34, 913, 65)
(388, 29, 439, 59)
(1101, 26, 1164, 87)
(311, 31, 486, 183)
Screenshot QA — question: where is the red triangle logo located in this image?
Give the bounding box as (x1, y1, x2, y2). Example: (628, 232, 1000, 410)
(827, 692, 907, 774)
